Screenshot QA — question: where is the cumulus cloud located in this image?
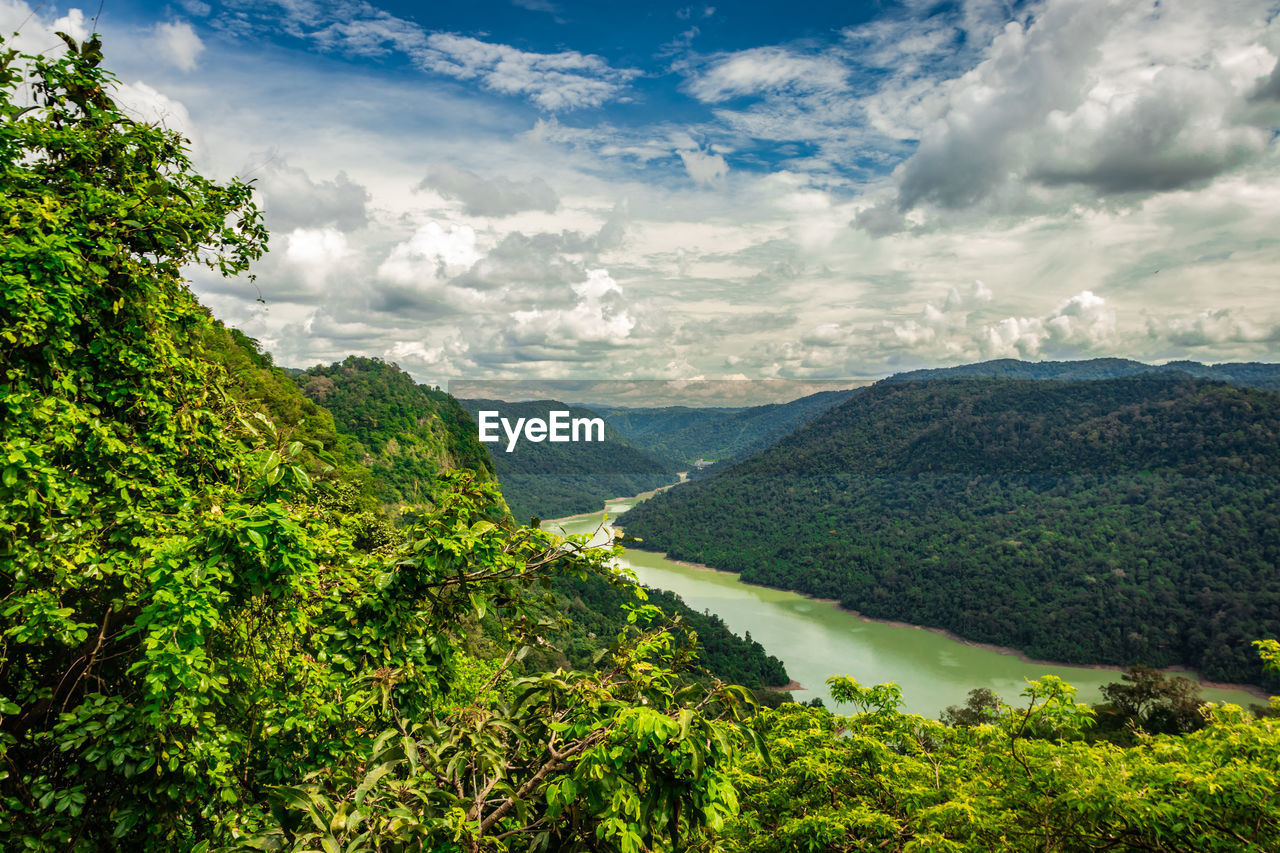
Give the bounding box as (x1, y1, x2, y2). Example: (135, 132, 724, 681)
(877, 286, 1115, 361)
(676, 147, 728, 185)
(977, 291, 1116, 358)
(52, 8, 90, 41)
(509, 269, 635, 348)
(420, 164, 559, 216)
(377, 221, 483, 287)
(153, 20, 204, 71)
(112, 81, 200, 148)
(1147, 308, 1278, 347)
(419, 34, 639, 110)
(137, 0, 1280, 380)
(1250, 58, 1280, 102)
(282, 227, 350, 291)
(252, 157, 371, 232)
(891, 0, 1279, 213)
(853, 199, 909, 237)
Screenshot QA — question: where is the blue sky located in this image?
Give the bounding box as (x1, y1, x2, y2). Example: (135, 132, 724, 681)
(4, 0, 1280, 383)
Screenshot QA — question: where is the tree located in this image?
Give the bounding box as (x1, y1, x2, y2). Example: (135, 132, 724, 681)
(0, 36, 753, 849)
(1096, 666, 1206, 738)
(940, 687, 1000, 728)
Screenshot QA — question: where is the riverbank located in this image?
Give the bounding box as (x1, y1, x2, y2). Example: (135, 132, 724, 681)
(540, 473, 688, 525)
(624, 540, 1273, 704)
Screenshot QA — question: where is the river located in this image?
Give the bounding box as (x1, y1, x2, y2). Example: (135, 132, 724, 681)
(548, 490, 1267, 717)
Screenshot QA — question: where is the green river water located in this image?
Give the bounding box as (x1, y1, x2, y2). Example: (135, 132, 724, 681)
(548, 491, 1267, 717)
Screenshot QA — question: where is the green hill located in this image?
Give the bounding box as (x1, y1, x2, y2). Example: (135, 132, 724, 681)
(619, 376, 1280, 688)
(294, 356, 495, 504)
(198, 322, 377, 500)
(882, 357, 1280, 390)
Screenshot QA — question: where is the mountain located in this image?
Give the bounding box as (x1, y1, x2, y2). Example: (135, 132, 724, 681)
(597, 388, 860, 467)
(618, 375, 1280, 688)
(199, 322, 377, 500)
(294, 356, 495, 504)
(881, 357, 1280, 390)
(459, 398, 679, 520)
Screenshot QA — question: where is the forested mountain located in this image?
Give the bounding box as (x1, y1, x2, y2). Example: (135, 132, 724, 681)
(198, 322, 377, 500)
(6, 36, 1280, 853)
(620, 376, 1280, 688)
(460, 398, 678, 520)
(882, 357, 1280, 389)
(294, 356, 494, 504)
(597, 388, 859, 466)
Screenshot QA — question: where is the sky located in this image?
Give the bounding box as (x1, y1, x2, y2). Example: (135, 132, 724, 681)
(4, 0, 1280, 385)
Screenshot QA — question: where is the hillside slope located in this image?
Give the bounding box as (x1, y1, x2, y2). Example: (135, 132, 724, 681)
(619, 376, 1280, 687)
(599, 387, 860, 466)
(294, 356, 494, 503)
(460, 398, 678, 520)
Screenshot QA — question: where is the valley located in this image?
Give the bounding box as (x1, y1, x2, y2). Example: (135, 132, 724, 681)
(551, 492, 1265, 715)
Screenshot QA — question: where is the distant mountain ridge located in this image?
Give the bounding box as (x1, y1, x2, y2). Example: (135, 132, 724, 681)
(597, 388, 861, 467)
(880, 357, 1280, 390)
(459, 398, 678, 521)
(619, 374, 1280, 689)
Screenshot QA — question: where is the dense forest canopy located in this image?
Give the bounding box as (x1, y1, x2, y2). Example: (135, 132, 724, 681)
(3, 34, 1280, 852)
(621, 376, 1280, 689)
(295, 356, 495, 504)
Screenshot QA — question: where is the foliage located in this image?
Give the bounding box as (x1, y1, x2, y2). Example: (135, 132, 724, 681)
(544, 571, 791, 692)
(716, 672, 1280, 851)
(5, 34, 1280, 853)
(0, 37, 745, 850)
(296, 357, 495, 505)
(198, 322, 376, 502)
(1093, 666, 1207, 741)
(939, 688, 1000, 728)
(0, 30, 274, 844)
(251, 621, 757, 853)
(622, 376, 1280, 688)
(882, 356, 1280, 390)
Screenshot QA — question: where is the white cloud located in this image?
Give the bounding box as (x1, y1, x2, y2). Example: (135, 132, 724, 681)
(419, 34, 639, 111)
(510, 269, 635, 346)
(283, 227, 350, 291)
(892, 0, 1280, 212)
(285, 227, 348, 266)
(685, 47, 848, 102)
(677, 147, 728, 185)
(1148, 308, 1277, 347)
(91, 0, 1280, 380)
(153, 20, 204, 72)
(52, 8, 90, 41)
(874, 287, 1116, 362)
(111, 81, 200, 149)
(377, 221, 483, 287)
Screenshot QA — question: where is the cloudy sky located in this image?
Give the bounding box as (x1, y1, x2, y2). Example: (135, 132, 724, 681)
(6, 0, 1280, 383)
